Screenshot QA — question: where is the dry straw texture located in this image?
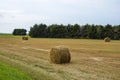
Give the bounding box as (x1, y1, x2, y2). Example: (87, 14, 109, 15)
(22, 36, 28, 40)
(50, 46, 71, 64)
(104, 37, 111, 42)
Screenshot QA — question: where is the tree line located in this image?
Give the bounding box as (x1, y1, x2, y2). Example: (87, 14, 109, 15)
(12, 24, 120, 40)
(29, 24, 120, 40)
(13, 29, 27, 36)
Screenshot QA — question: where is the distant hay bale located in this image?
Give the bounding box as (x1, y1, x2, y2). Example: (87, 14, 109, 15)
(104, 37, 111, 42)
(22, 36, 28, 40)
(50, 46, 71, 64)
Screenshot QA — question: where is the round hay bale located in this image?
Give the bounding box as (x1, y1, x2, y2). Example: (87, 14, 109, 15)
(104, 37, 111, 42)
(50, 46, 71, 64)
(22, 36, 28, 40)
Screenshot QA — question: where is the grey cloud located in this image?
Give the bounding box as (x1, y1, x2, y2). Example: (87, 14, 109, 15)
(0, 14, 4, 18)
(0, 0, 120, 33)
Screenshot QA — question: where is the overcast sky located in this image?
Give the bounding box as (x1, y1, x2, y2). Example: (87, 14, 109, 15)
(0, 0, 120, 33)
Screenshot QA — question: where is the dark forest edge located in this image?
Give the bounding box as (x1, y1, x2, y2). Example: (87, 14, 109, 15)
(13, 24, 120, 40)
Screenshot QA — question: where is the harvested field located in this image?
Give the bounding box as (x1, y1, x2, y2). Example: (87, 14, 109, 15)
(0, 37, 120, 80)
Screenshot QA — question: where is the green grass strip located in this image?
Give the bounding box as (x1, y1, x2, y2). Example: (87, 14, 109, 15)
(0, 62, 32, 80)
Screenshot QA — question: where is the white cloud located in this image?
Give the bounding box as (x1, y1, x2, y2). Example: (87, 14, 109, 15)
(0, 9, 49, 24)
(0, 0, 120, 33)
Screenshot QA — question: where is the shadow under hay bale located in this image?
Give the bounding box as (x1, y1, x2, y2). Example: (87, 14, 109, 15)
(22, 36, 28, 40)
(50, 46, 71, 64)
(104, 37, 111, 42)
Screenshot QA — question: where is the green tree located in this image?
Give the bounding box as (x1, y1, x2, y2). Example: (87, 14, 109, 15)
(88, 24, 97, 39)
(81, 24, 90, 38)
(13, 29, 27, 35)
(29, 23, 47, 38)
(72, 24, 81, 38)
(103, 24, 114, 38)
(96, 25, 104, 39)
(29, 23, 120, 40)
(49, 24, 67, 38)
(113, 25, 120, 40)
